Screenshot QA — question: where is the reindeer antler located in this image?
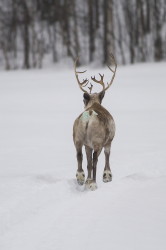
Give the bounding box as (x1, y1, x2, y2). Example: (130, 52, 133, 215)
(91, 73, 105, 91)
(90, 53, 117, 92)
(104, 53, 117, 91)
(74, 57, 92, 93)
(74, 53, 117, 94)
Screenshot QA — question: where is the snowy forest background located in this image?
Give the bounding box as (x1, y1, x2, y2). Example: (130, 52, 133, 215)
(0, 0, 166, 70)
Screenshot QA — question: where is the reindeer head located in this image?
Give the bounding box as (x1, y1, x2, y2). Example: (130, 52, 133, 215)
(74, 54, 117, 109)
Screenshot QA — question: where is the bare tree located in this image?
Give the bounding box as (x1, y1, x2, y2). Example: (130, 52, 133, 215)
(88, 0, 95, 62)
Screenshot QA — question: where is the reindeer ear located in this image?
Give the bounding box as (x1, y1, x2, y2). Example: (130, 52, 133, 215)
(83, 93, 90, 107)
(99, 91, 105, 102)
(83, 93, 90, 101)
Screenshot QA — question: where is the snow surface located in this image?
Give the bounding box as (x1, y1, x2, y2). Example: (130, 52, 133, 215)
(0, 62, 166, 250)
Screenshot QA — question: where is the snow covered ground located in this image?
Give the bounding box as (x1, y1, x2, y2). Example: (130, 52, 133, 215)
(0, 62, 166, 250)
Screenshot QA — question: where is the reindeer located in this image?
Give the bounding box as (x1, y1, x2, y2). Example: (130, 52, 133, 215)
(73, 54, 117, 190)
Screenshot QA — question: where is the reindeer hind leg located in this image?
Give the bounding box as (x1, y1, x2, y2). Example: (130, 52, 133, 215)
(103, 143, 112, 183)
(75, 142, 85, 185)
(85, 146, 93, 187)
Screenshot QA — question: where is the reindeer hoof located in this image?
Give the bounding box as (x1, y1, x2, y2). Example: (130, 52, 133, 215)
(89, 182, 97, 191)
(85, 178, 92, 187)
(76, 170, 85, 185)
(85, 179, 97, 191)
(103, 170, 112, 183)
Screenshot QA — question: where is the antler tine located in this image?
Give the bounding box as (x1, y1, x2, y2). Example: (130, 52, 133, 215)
(107, 53, 117, 73)
(76, 70, 87, 74)
(82, 79, 89, 87)
(74, 57, 88, 93)
(91, 73, 105, 91)
(104, 53, 117, 91)
(88, 83, 93, 94)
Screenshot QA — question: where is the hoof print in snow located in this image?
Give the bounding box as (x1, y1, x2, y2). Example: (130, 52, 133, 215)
(103, 170, 112, 183)
(76, 171, 85, 185)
